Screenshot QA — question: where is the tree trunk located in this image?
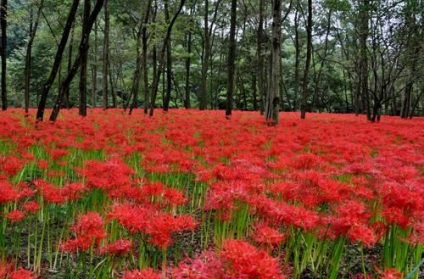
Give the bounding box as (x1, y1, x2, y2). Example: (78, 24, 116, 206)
(311, 8, 331, 112)
(300, 0, 313, 119)
(265, 0, 281, 125)
(257, 0, 265, 114)
(199, 0, 209, 110)
(0, 0, 7, 111)
(129, 21, 143, 115)
(359, 0, 370, 120)
(92, 20, 97, 108)
(293, 6, 300, 112)
(163, 0, 172, 112)
(79, 0, 91, 117)
(36, 0, 80, 121)
(49, 0, 104, 121)
(24, 0, 44, 114)
(142, 0, 153, 114)
(225, 0, 237, 118)
(102, 0, 109, 110)
(149, 0, 185, 116)
(185, 30, 192, 109)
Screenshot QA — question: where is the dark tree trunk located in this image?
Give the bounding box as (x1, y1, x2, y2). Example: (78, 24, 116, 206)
(359, 0, 370, 120)
(36, 0, 80, 121)
(257, 0, 265, 114)
(24, 0, 44, 114)
(0, 0, 7, 111)
(163, 0, 172, 112)
(293, 6, 300, 112)
(102, 0, 109, 110)
(149, 0, 185, 116)
(199, 0, 209, 110)
(129, 21, 143, 115)
(92, 20, 97, 108)
(142, 0, 152, 114)
(79, 0, 91, 117)
(49, 0, 104, 121)
(252, 74, 258, 111)
(300, 0, 313, 119)
(185, 30, 192, 109)
(225, 0, 237, 118)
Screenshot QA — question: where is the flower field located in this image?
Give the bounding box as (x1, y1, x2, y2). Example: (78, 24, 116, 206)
(0, 109, 423, 278)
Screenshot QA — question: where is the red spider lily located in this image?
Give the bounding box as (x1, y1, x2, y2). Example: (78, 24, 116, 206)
(221, 239, 285, 279)
(36, 159, 49, 169)
(375, 267, 403, 279)
(9, 267, 37, 279)
(0, 155, 24, 177)
(33, 179, 67, 204)
(5, 210, 26, 223)
(122, 268, 161, 279)
(62, 182, 86, 201)
(169, 250, 224, 279)
(0, 179, 19, 203)
(252, 224, 285, 248)
(23, 201, 41, 214)
(99, 239, 133, 256)
(79, 159, 134, 192)
(108, 203, 196, 248)
(60, 212, 107, 252)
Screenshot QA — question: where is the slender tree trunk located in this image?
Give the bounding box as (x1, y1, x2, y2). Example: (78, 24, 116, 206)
(265, 0, 281, 125)
(257, 0, 265, 114)
(92, 20, 97, 107)
(311, 8, 331, 112)
(102, 0, 109, 110)
(252, 74, 257, 111)
(293, 7, 300, 112)
(199, 0, 209, 110)
(163, 0, 172, 112)
(24, 0, 44, 114)
(142, 0, 153, 114)
(185, 30, 192, 109)
(149, 0, 186, 116)
(225, 0, 237, 118)
(36, 0, 79, 121)
(79, 0, 91, 117)
(49, 0, 105, 121)
(300, 0, 313, 119)
(359, 0, 370, 120)
(129, 22, 143, 115)
(0, 0, 7, 111)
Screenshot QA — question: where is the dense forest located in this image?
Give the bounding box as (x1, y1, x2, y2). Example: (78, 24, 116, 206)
(0, 0, 423, 121)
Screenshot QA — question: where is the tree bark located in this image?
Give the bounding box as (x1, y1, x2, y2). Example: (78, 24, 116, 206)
(36, 0, 80, 121)
(102, 0, 109, 109)
(79, 0, 91, 117)
(142, 0, 153, 114)
(0, 0, 7, 111)
(199, 0, 210, 110)
(49, 0, 104, 121)
(163, 0, 172, 112)
(24, 0, 44, 114)
(300, 0, 313, 119)
(149, 0, 185, 116)
(257, 0, 265, 114)
(225, 0, 237, 118)
(265, 0, 281, 125)
(185, 30, 192, 109)
(359, 0, 370, 120)
(92, 20, 98, 108)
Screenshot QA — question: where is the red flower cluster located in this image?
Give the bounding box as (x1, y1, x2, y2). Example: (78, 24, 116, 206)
(60, 212, 107, 252)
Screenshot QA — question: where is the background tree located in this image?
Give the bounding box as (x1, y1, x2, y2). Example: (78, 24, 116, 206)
(1, 0, 7, 110)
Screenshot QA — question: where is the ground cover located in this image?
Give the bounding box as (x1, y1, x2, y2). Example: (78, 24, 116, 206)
(0, 109, 423, 278)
